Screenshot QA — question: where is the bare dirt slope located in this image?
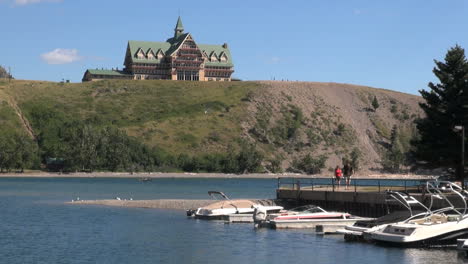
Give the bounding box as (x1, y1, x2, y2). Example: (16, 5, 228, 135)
(246, 81, 423, 173)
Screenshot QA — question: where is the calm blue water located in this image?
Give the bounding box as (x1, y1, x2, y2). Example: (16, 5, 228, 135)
(0, 177, 462, 264)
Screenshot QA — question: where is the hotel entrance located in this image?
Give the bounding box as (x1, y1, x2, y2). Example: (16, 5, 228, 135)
(176, 71, 199, 81)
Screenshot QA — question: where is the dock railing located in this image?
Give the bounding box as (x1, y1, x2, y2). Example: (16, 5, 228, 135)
(277, 177, 429, 193)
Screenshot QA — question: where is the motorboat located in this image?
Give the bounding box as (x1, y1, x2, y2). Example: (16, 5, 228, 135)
(369, 181, 468, 247)
(337, 191, 430, 241)
(138, 177, 152, 182)
(186, 191, 283, 220)
(261, 205, 373, 229)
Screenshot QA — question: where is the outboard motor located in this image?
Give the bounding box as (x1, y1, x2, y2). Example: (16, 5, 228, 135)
(186, 209, 196, 217)
(253, 205, 268, 228)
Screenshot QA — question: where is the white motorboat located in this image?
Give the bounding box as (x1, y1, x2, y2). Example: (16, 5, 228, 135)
(187, 191, 283, 220)
(369, 181, 468, 247)
(264, 205, 373, 229)
(337, 191, 431, 241)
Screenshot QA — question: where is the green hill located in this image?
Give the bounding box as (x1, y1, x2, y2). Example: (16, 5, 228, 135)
(0, 79, 422, 174)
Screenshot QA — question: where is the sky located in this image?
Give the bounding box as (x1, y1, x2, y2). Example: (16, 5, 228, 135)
(1, 0, 468, 95)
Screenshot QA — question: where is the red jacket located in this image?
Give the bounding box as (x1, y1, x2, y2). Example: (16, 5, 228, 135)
(335, 168, 342, 177)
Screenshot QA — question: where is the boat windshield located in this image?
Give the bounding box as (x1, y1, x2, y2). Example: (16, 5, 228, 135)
(290, 205, 325, 213)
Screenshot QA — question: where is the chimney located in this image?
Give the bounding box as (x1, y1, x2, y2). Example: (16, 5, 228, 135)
(222, 43, 228, 49)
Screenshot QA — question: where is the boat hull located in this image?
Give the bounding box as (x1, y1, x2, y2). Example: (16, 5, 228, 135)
(371, 220, 468, 248)
(372, 228, 468, 247)
(270, 218, 372, 229)
(194, 206, 283, 220)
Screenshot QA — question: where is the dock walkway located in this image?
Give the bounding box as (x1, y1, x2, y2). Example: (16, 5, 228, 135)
(276, 177, 463, 217)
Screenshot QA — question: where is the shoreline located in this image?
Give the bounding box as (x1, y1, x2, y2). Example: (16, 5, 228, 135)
(0, 171, 435, 179)
(66, 199, 215, 210)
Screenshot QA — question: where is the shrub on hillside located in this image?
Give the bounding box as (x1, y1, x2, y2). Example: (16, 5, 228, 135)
(289, 154, 327, 174)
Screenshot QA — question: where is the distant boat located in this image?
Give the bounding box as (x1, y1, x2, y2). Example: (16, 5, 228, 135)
(138, 177, 152, 182)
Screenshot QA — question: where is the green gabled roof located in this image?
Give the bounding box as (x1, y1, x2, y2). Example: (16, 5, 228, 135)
(166, 33, 190, 55)
(127, 36, 234, 67)
(128, 40, 172, 64)
(199, 44, 234, 67)
(175, 16, 184, 31)
(86, 69, 131, 76)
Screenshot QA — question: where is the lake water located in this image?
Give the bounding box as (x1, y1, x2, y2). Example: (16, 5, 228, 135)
(0, 177, 463, 264)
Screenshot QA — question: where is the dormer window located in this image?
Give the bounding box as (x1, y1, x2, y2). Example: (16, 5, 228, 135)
(135, 48, 146, 59)
(220, 53, 228, 62)
(146, 49, 156, 60)
(210, 53, 218, 62)
(156, 50, 165, 60)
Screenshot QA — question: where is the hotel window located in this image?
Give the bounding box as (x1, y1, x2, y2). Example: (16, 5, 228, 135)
(220, 54, 228, 62)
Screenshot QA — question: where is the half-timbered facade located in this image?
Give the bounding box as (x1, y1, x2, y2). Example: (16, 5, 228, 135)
(83, 17, 234, 82)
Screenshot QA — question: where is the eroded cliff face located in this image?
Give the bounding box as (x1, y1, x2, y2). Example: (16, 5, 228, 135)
(244, 81, 423, 173)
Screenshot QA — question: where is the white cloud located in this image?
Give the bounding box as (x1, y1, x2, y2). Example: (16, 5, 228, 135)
(269, 57, 281, 64)
(14, 0, 62, 6)
(41, 48, 82, 64)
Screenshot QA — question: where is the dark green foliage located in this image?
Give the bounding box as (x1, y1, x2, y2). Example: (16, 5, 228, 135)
(236, 143, 264, 173)
(335, 123, 346, 136)
(348, 147, 362, 171)
(306, 129, 322, 148)
(289, 154, 327, 174)
(372, 96, 380, 111)
(412, 45, 468, 178)
(250, 106, 272, 143)
(24, 104, 168, 172)
(0, 132, 38, 172)
(266, 156, 283, 173)
(1, 99, 266, 173)
(272, 104, 303, 144)
(382, 125, 405, 172)
(170, 143, 264, 174)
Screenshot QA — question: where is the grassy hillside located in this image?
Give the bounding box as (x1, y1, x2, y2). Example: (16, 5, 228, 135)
(0, 79, 423, 173)
(2, 80, 258, 155)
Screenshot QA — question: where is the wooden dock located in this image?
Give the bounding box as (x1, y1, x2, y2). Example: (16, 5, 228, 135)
(276, 178, 464, 218)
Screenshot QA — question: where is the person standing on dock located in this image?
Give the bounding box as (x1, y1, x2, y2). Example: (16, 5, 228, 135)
(334, 166, 342, 189)
(343, 163, 353, 190)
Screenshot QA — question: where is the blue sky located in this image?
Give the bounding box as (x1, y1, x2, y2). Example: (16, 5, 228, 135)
(1, 0, 467, 95)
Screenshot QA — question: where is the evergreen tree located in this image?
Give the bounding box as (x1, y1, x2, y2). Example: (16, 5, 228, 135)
(383, 125, 405, 172)
(349, 147, 362, 171)
(372, 96, 380, 111)
(237, 143, 264, 173)
(412, 45, 468, 178)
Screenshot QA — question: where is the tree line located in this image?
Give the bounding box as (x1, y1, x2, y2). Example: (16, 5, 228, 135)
(0, 103, 270, 173)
